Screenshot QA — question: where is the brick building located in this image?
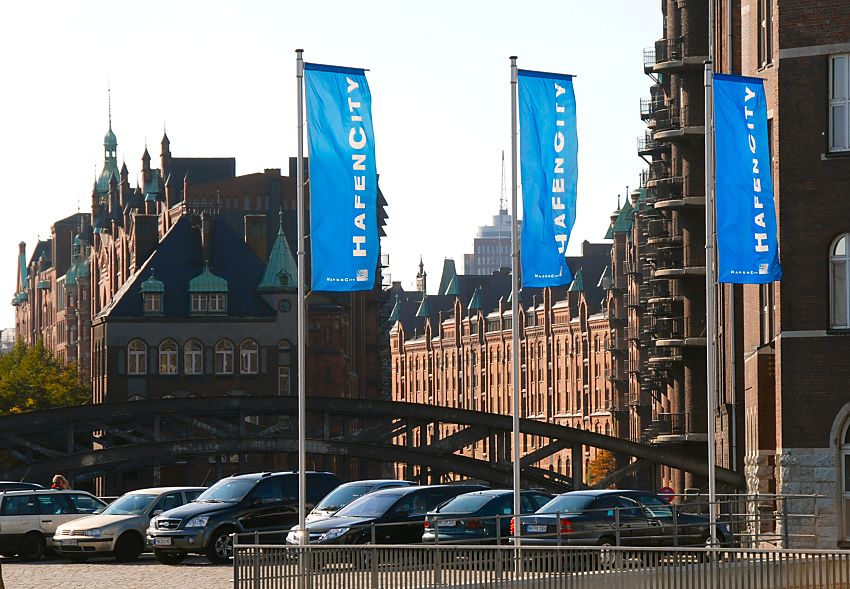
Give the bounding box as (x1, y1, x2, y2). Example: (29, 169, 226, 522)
(12, 119, 389, 491)
(389, 242, 624, 486)
(710, 0, 850, 548)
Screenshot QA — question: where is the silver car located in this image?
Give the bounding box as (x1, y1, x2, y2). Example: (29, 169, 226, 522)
(54, 487, 205, 562)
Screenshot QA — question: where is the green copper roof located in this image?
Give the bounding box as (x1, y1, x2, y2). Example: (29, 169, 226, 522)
(141, 268, 165, 293)
(389, 294, 401, 322)
(444, 276, 459, 297)
(258, 213, 298, 292)
(568, 269, 584, 292)
(188, 264, 228, 293)
(611, 200, 634, 235)
(438, 258, 458, 295)
(597, 265, 612, 289)
(65, 265, 77, 287)
(468, 286, 482, 311)
(77, 258, 90, 278)
(415, 293, 430, 318)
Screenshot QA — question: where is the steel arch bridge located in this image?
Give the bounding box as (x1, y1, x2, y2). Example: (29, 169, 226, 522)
(0, 397, 744, 492)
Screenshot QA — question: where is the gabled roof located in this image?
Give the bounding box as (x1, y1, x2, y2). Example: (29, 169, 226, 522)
(98, 216, 273, 319)
(437, 259, 458, 295)
(568, 269, 584, 292)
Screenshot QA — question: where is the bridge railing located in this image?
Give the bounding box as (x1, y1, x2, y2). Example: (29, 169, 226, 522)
(233, 544, 850, 589)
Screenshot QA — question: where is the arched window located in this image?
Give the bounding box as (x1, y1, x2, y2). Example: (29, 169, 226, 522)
(128, 339, 147, 375)
(159, 339, 178, 375)
(831, 234, 850, 328)
(278, 339, 292, 396)
(240, 339, 259, 375)
(215, 340, 234, 375)
(184, 340, 203, 375)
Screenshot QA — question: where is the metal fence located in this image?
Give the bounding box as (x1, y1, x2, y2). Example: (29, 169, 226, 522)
(233, 544, 850, 589)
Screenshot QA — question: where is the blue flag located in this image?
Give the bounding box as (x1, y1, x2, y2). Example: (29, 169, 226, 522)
(518, 70, 577, 287)
(304, 63, 378, 291)
(715, 73, 781, 283)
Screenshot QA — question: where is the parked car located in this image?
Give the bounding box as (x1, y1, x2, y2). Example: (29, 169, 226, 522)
(286, 484, 487, 546)
(307, 480, 416, 524)
(423, 489, 553, 544)
(147, 471, 340, 565)
(0, 489, 106, 560)
(512, 490, 732, 548)
(53, 487, 205, 562)
(0, 482, 43, 492)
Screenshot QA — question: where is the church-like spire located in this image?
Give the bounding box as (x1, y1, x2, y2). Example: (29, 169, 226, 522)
(96, 85, 120, 194)
(258, 209, 298, 292)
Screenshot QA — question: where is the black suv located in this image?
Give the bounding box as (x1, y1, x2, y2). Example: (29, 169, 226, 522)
(286, 484, 487, 545)
(146, 471, 339, 564)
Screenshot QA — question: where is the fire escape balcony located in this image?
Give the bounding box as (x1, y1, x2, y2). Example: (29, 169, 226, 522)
(653, 103, 705, 142)
(653, 246, 705, 279)
(653, 316, 708, 348)
(637, 133, 668, 158)
(649, 36, 709, 73)
(639, 96, 666, 122)
(645, 411, 708, 444)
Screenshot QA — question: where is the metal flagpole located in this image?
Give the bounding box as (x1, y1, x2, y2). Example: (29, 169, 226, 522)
(295, 49, 307, 550)
(704, 0, 719, 546)
(509, 55, 522, 545)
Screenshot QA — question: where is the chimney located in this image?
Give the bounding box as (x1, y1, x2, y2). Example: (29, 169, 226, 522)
(133, 215, 158, 267)
(244, 214, 268, 261)
(201, 212, 213, 263)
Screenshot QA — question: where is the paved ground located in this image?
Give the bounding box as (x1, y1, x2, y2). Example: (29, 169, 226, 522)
(0, 554, 232, 589)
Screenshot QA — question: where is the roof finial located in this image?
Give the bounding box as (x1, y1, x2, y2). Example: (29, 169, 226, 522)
(107, 79, 112, 130)
(279, 207, 284, 235)
(617, 194, 621, 209)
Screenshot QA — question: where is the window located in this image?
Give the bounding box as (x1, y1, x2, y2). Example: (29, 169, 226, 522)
(159, 339, 178, 375)
(1, 495, 38, 515)
(278, 367, 291, 395)
(240, 339, 259, 374)
(831, 234, 850, 328)
(184, 340, 203, 375)
(830, 55, 849, 152)
(144, 293, 162, 314)
(68, 493, 103, 514)
(191, 294, 207, 313)
(209, 293, 227, 313)
(128, 339, 147, 375)
(215, 340, 234, 375)
(758, 0, 774, 67)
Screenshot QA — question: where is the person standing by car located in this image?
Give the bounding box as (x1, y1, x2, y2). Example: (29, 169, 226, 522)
(50, 475, 70, 490)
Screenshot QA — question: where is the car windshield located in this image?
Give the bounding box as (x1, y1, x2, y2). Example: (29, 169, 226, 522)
(434, 494, 492, 514)
(538, 495, 595, 514)
(101, 494, 158, 516)
(314, 485, 373, 512)
(335, 493, 400, 518)
(196, 479, 256, 503)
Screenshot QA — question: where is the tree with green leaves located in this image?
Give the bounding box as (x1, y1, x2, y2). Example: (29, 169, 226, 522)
(0, 340, 90, 415)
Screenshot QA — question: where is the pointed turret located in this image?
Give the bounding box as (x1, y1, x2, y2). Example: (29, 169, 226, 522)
(258, 210, 298, 292)
(160, 130, 172, 180)
(415, 293, 430, 318)
(388, 294, 401, 323)
(444, 276, 459, 297)
(568, 268, 584, 292)
(415, 256, 427, 293)
(467, 286, 482, 311)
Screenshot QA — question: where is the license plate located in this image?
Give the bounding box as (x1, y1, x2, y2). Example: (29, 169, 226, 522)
(526, 525, 548, 533)
(153, 537, 172, 546)
(437, 520, 457, 528)
(61, 539, 78, 546)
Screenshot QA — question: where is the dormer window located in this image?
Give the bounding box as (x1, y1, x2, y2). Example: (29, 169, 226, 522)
(140, 268, 165, 316)
(188, 263, 228, 316)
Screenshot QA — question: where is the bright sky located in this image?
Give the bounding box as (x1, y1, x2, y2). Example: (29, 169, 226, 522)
(0, 0, 660, 328)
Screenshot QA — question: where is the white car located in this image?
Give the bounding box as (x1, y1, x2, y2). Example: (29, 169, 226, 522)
(54, 487, 205, 562)
(0, 489, 105, 560)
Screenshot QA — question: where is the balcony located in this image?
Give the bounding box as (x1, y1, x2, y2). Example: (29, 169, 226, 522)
(653, 104, 705, 141)
(653, 316, 708, 347)
(646, 411, 708, 444)
(637, 133, 667, 157)
(639, 97, 665, 121)
(649, 36, 709, 73)
(653, 246, 706, 279)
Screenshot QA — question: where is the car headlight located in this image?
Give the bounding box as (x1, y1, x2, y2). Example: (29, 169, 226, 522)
(185, 515, 210, 528)
(319, 527, 349, 541)
(287, 529, 304, 543)
(83, 529, 102, 537)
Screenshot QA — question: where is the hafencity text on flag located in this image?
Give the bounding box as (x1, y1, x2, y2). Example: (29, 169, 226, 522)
(304, 63, 378, 291)
(714, 73, 781, 284)
(518, 69, 578, 287)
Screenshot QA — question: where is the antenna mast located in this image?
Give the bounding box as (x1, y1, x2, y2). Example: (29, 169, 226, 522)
(500, 150, 507, 212)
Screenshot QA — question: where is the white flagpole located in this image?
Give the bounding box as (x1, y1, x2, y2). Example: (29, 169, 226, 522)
(509, 55, 522, 544)
(704, 0, 719, 545)
(295, 48, 307, 548)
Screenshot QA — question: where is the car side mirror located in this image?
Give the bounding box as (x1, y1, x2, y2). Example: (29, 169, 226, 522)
(151, 510, 163, 517)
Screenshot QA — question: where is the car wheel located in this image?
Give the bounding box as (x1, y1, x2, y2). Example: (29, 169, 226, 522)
(114, 532, 144, 562)
(18, 532, 46, 561)
(205, 527, 235, 564)
(154, 549, 187, 565)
